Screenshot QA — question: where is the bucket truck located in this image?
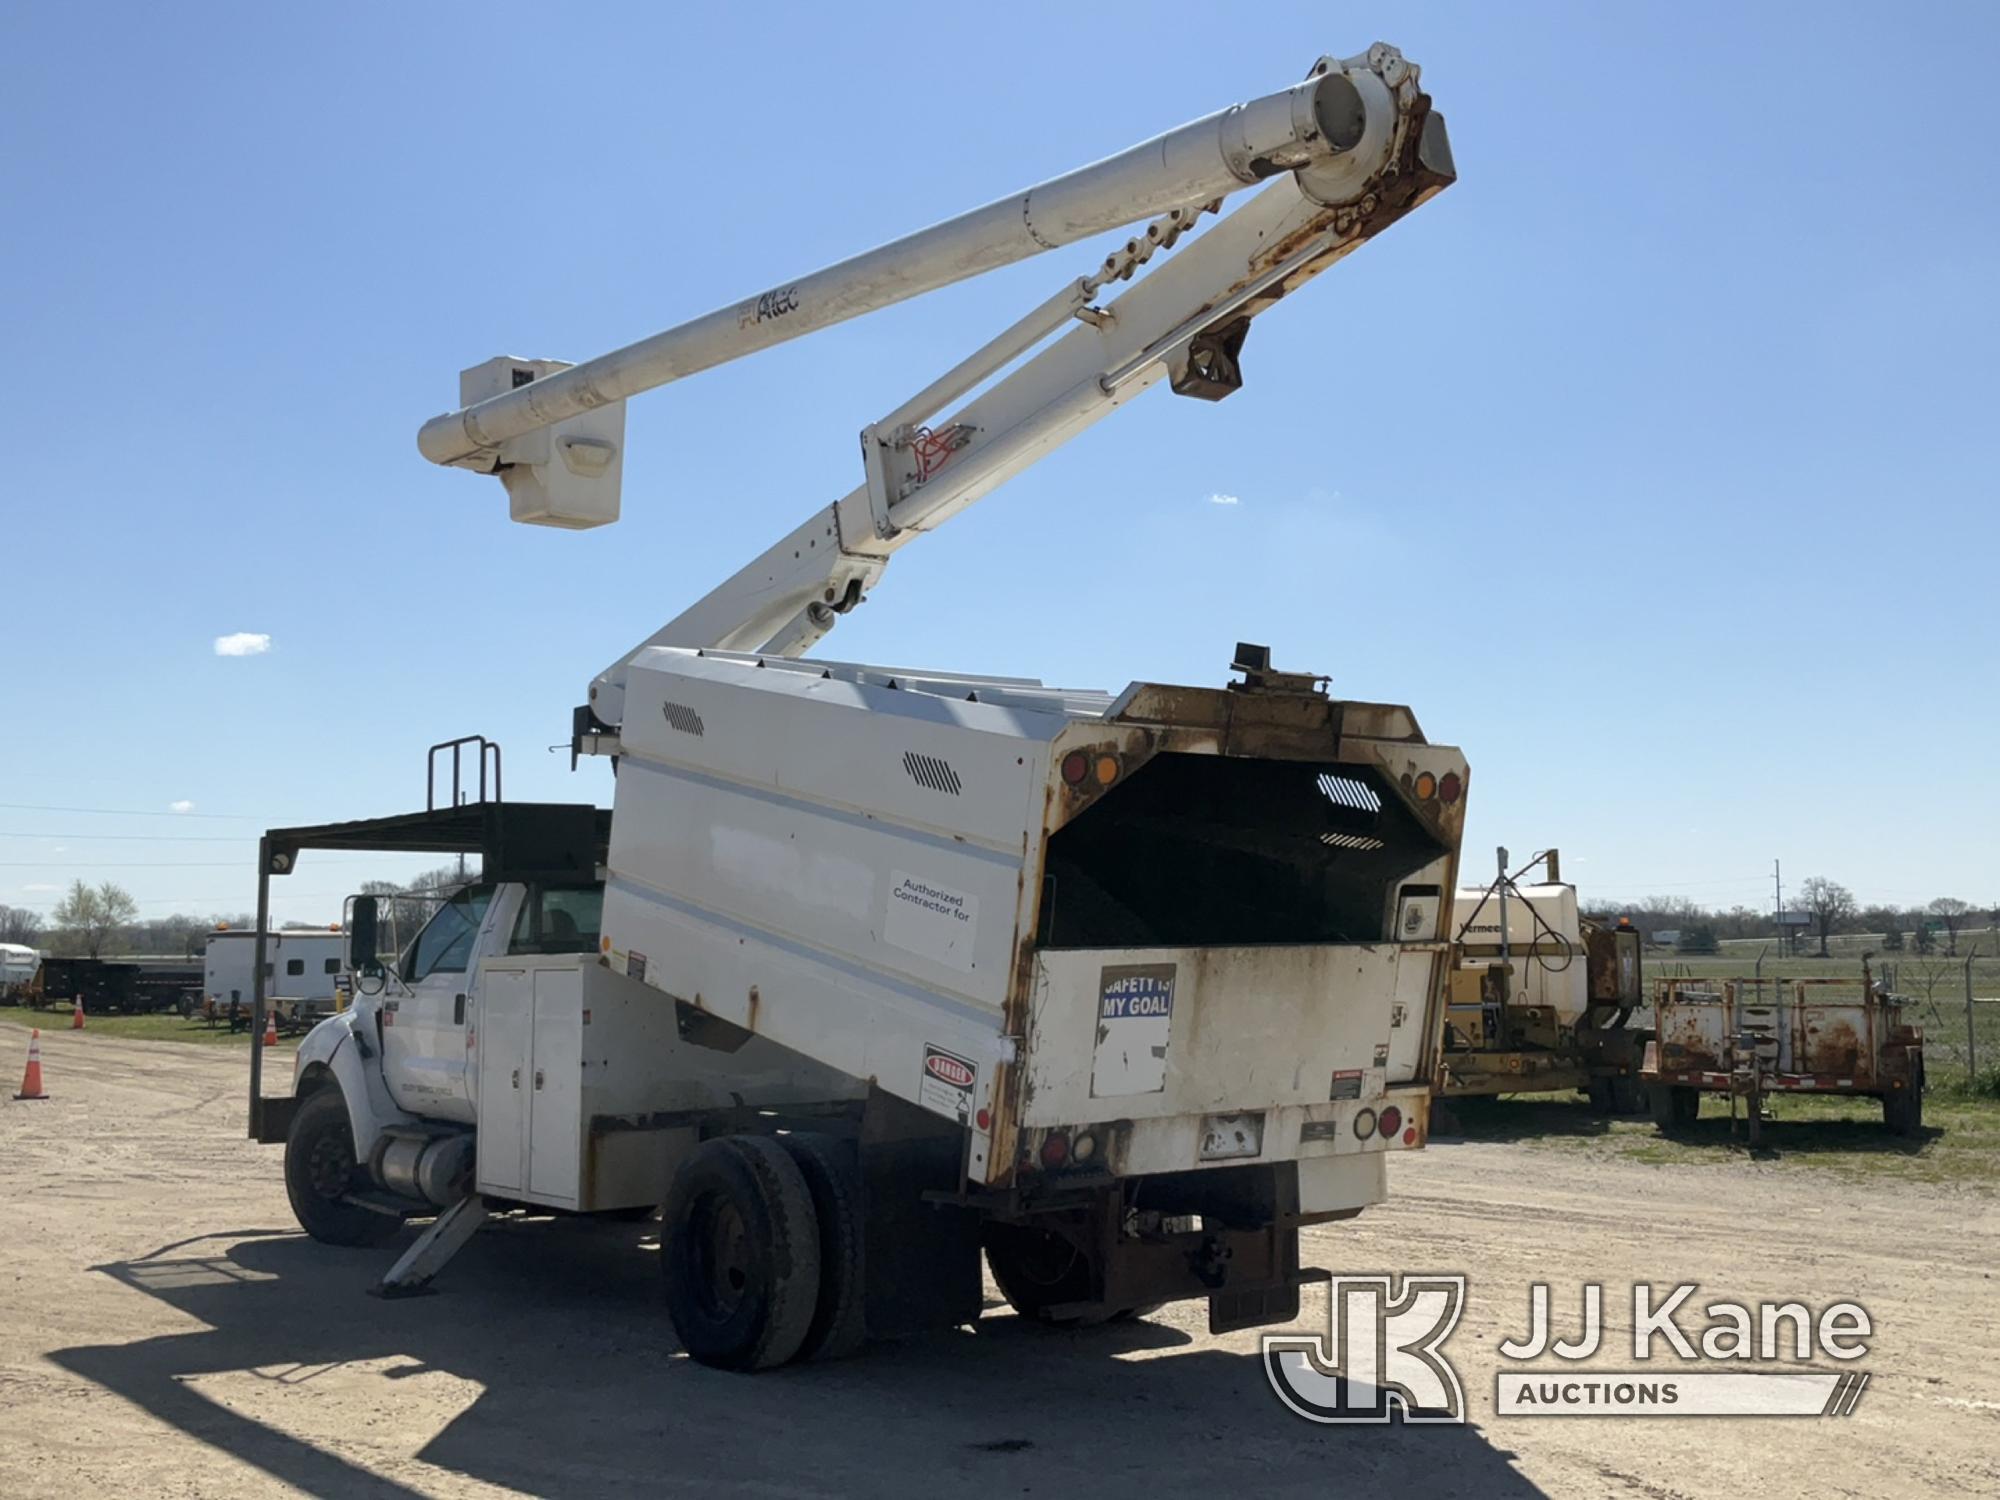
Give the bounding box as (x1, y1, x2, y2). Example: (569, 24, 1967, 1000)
(254, 45, 1466, 1369)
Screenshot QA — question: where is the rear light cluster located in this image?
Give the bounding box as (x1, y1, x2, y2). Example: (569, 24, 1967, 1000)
(1033, 1127, 1102, 1171)
(1354, 1102, 1418, 1146)
(1407, 769, 1463, 805)
(1060, 748, 1123, 792)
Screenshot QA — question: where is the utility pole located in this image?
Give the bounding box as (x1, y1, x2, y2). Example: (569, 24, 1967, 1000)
(1773, 858, 1785, 958)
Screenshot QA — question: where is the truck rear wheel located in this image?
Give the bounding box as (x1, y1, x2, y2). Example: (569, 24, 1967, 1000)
(778, 1132, 867, 1362)
(284, 1087, 399, 1247)
(983, 1223, 1151, 1327)
(662, 1136, 821, 1371)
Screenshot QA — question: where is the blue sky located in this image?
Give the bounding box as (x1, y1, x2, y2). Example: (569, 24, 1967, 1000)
(2, 2, 1994, 925)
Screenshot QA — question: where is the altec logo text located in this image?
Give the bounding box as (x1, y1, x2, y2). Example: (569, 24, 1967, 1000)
(1264, 1278, 1875, 1423)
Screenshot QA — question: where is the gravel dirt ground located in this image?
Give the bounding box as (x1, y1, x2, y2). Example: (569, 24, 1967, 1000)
(3, 1028, 1996, 1499)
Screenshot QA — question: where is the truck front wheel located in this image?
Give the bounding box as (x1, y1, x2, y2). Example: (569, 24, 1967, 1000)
(284, 1087, 399, 1247)
(662, 1136, 822, 1371)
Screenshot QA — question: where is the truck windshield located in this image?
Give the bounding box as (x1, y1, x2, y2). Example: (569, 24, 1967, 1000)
(1039, 755, 1445, 948)
(509, 885, 603, 956)
(405, 886, 494, 981)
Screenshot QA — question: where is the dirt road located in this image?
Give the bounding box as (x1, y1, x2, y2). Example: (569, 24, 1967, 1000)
(3, 1029, 1995, 1498)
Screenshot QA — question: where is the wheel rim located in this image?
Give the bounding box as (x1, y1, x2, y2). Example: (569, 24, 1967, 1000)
(305, 1126, 355, 1201)
(688, 1193, 752, 1320)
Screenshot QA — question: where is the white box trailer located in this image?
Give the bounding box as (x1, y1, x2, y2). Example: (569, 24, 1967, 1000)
(0, 942, 40, 1000)
(205, 929, 345, 1023)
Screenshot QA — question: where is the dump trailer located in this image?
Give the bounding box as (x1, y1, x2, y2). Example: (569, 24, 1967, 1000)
(1440, 849, 1648, 1109)
(250, 42, 1468, 1368)
(1642, 965, 1924, 1141)
(37, 954, 201, 1015)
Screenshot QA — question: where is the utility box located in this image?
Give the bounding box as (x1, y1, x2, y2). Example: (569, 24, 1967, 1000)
(457, 357, 625, 530)
(473, 957, 685, 1211)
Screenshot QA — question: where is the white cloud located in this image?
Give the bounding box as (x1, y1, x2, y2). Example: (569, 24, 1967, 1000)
(169, 799, 196, 814)
(1208, 492, 1240, 506)
(21, 883, 59, 894)
(214, 632, 272, 657)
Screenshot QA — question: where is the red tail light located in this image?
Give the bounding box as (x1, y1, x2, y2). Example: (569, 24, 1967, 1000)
(1040, 1131, 1071, 1169)
(1377, 1105, 1403, 1139)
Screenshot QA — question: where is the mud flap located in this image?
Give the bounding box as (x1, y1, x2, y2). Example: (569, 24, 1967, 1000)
(1209, 1279, 1301, 1335)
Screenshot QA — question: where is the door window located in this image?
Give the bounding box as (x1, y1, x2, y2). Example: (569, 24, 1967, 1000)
(405, 886, 494, 981)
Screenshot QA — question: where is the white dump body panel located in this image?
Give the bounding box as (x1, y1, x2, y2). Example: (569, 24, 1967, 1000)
(602, 648, 1465, 1187)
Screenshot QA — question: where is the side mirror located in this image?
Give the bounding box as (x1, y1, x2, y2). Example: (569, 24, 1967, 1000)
(348, 896, 382, 978)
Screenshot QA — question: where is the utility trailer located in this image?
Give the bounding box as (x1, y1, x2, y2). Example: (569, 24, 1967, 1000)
(247, 42, 1470, 1368)
(1640, 967, 1925, 1141)
(1439, 849, 1649, 1110)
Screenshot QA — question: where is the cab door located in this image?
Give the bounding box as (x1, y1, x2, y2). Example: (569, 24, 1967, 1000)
(382, 884, 514, 1122)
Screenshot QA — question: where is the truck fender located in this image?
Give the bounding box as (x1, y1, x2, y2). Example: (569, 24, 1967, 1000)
(292, 1010, 416, 1164)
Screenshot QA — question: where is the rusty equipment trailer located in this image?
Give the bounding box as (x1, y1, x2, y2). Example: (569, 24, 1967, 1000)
(1641, 965, 1925, 1143)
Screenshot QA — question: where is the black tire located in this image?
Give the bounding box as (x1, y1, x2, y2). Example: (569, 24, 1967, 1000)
(778, 1132, 868, 1362)
(662, 1136, 821, 1371)
(1585, 1076, 1614, 1114)
(1884, 1085, 1922, 1137)
(1649, 1083, 1700, 1132)
(1608, 1074, 1644, 1114)
(284, 1087, 400, 1247)
(984, 1222, 1134, 1327)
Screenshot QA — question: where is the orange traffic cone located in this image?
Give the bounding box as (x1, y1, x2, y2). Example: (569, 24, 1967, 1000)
(262, 1012, 278, 1047)
(14, 1029, 48, 1100)
(70, 996, 85, 1031)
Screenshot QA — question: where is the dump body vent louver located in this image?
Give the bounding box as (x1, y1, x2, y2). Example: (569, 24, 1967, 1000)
(903, 750, 963, 796)
(1316, 772, 1382, 814)
(661, 701, 706, 737)
(1319, 831, 1387, 851)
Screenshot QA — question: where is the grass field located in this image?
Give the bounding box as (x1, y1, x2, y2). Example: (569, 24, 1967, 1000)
(1449, 1086, 2000, 1190)
(0, 1006, 299, 1050)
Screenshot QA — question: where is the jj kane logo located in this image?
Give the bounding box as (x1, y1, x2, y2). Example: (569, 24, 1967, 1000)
(1265, 1278, 1875, 1423)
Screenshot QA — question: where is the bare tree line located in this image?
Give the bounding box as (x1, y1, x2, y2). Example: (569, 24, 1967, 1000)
(1, 864, 476, 960)
(1583, 881, 1995, 958)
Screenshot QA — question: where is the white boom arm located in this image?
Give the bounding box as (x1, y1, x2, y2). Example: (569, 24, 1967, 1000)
(417, 46, 1454, 735)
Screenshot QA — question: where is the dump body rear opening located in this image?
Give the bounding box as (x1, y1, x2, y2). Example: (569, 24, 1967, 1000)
(1038, 754, 1446, 948)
